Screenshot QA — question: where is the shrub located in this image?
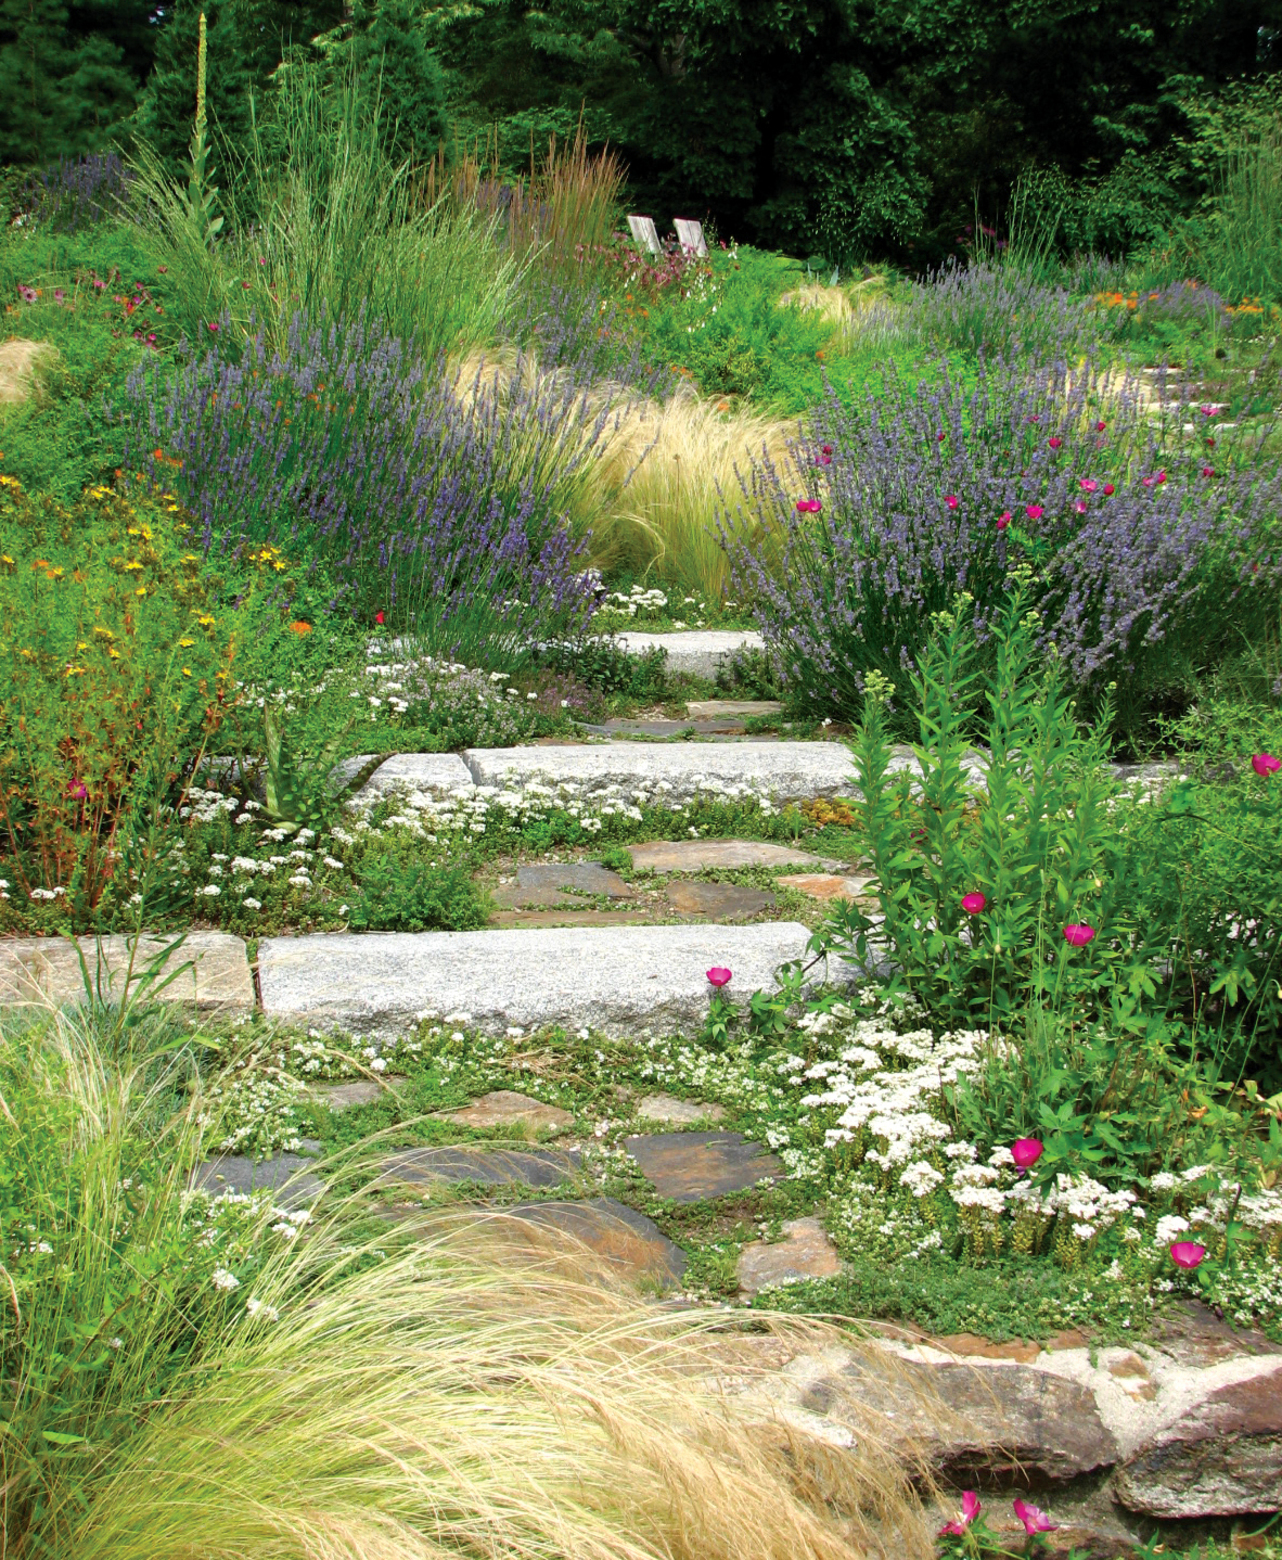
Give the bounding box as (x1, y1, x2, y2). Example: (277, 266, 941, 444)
(121, 311, 603, 646)
(347, 845, 488, 931)
(0, 478, 233, 919)
(728, 351, 1282, 724)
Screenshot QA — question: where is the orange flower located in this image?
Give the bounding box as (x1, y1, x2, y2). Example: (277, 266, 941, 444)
(288, 620, 313, 635)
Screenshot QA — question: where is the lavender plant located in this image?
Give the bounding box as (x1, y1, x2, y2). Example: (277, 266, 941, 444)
(727, 350, 1282, 722)
(121, 311, 606, 651)
(18, 154, 130, 232)
(908, 259, 1114, 361)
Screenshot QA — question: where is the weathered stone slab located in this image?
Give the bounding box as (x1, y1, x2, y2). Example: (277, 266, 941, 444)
(349, 751, 475, 807)
(488, 909, 655, 928)
(1114, 1364, 1282, 1517)
(502, 1198, 687, 1287)
(378, 1144, 580, 1191)
(316, 1077, 405, 1111)
(614, 629, 764, 680)
(517, 863, 634, 898)
(777, 872, 874, 902)
(443, 1089, 573, 1132)
(463, 740, 853, 800)
(665, 880, 776, 919)
(0, 933, 253, 1013)
(686, 700, 783, 718)
(258, 924, 813, 1036)
(738, 1217, 842, 1296)
(636, 1093, 726, 1125)
(629, 839, 834, 872)
(623, 1130, 785, 1203)
(193, 1148, 324, 1207)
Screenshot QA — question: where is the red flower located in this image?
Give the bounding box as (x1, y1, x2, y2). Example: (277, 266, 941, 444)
(1103, 483, 1115, 496)
(944, 494, 960, 510)
(1074, 500, 1088, 514)
(1025, 504, 1044, 520)
(997, 511, 1011, 530)
(961, 892, 986, 914)
(66, 779, 88, 801)
(1201, 465, 1215, 477)
(1048, 436, 1062, 450)
(1095, 420, 1106, 432)
(1013, 1498, 1058, 1535)
(375, 610, 385, 626)
(1079, 479, 1098, 492)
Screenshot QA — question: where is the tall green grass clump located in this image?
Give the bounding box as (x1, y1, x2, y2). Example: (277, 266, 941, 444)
(1197, 122, 1282, 304)
(2, 1001, 936, 1560)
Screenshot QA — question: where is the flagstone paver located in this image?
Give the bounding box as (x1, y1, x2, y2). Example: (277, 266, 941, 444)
(461, 740, 857, 800)
(516, 863, 635, 898)
(442, 1089, 574, 1132)
(636, 1093, 726, 1125)
(665, 880, 777, 919)
(499, 1198, 687, 1287)
(0, 932, 253, 1013)
(317, 1077, 405, 1111)
(737, 1217, 842, 1296)
(686, 700, 784, 718)
(628, 839, 837, 872)
(348, 751, 475, 802)
(378, 1144, 581, 1191)
(623, 1130, 786, 1203)
(193, 1146, 324, 1207)
(257, 923, 814, 1036)
(776, 872, 875, 902)
(614, 629, 765, 679)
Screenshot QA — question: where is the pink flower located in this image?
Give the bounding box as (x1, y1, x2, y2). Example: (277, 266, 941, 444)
(1048, 436, 1062, 450)
(937, 431, 946, 442)
(1025, 504, 1044, 521)
(944, 494, 960, 510)
(939, 1492, 981, 1536)
(1251, 753, 1280, 776)
(1201, 465, 1215, 477)
(1063, 923, 1096, 947)
(66, 779, 88, 801)
(1200, 404, 1217, 417)
(1170, 1241, 1206, 1270)
(1095, 420, 1107, 432)
(961, 892, 986, 914)
(1103, 483, 1115, 495)
(1011, 1137, 1043, 1171)
(795, 498, 823, 514)
(1013, 1498, 1058, 1535)
(997, 511, 1011, 530)
(1079, 479, 1098, 493)
(815, 450, 832, 466)
(206, 320, 220, 333)
(706, 967, 732, 988)
(1074, 500, 1088, 514)
(375, 610, 385, 625)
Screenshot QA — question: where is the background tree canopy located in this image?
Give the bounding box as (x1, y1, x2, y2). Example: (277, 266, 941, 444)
(3, 0, 1282, 259)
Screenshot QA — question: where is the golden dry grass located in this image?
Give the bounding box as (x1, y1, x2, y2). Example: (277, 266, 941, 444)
(0, 340, 57, 405)
(449, 346, 797, 599)
(69, 1202, 937, 1560)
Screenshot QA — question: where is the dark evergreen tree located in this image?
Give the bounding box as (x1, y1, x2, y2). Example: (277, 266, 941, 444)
(0, 0, 136, 162)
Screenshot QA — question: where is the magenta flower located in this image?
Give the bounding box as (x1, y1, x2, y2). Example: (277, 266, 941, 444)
(1063, 924, 1096, 947)
(961, 892, 987, 914)
(1170, 1241, 1206, 1270)
(944, 494, 960, 510)
(1011, 1137, 1044, 1171)
(1201, 465, 1215, 477)
(937, 431, 946, 442)
(1048, 436, 1062, 450)
(65, 779, 88, 801)
(939, 1492, 981, 1537)
(1025, 504, 1044, 520)
(706, 967, 732, 988)
(1079, 478, 1098, 493)
(1200, 404, 1218, 417)
(17, 284, 37, 303)
(1074, 500, 1088, 514)
(795, 498, 822, 514)
(1103, 482, 1115, 495)
(1251, 753, 1280, 777)
(1095, 419, 1107, 432)
(997, 511, 1011, 530)
(1013, 1498, 1058, 1535)
(206, 320, 220, 333)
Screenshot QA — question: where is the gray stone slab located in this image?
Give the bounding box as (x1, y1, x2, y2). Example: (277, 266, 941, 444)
(258, 923, 814, 1037)
(623, 1130, 786, 1202)
(517, 863, 634, 899)
(629, 839, 834, 872)
(443, 1090, 574, 1131)
(637, 1093, 726, 1125)
(737, 1217, 842, 1297)
(0, 933, 253, 1013)
(462, 741, 855, 800)
(614, 630, 765, 680)
(316, 1077, 405, 1111)
(192, 1149, 324, 1207)
(686, 700, 783, 718)
(348, 751, 475, 808)
(378, 1144, 581, 1190)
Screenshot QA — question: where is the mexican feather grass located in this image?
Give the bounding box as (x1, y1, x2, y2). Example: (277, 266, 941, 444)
(2, 1003, 938, 1560)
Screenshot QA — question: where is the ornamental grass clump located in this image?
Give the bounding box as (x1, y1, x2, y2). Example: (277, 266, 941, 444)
(2, 1002, 937, 1560)
(123, 310, 604, 649)
(727, 349, 1282, 724)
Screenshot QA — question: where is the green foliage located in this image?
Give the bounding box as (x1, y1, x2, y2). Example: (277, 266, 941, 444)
(1196, 124, 1282, 304)
(347, 843, 489, 931)
(537, 638, 669, 700)
(823, 588, 1136, 1032)
(0, 0, 136, 163)
(0, 479, 233, 920)
(313, 0, 448, 163)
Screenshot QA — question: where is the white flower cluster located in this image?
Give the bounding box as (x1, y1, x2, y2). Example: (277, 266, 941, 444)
(348, 773, 779, 842)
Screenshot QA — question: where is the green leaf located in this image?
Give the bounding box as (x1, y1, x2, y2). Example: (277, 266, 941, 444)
(41, 1430, 88, 1445)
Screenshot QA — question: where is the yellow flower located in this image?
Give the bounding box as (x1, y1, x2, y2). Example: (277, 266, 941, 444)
(182, 667, 192, 677)
(65, 664, 85, 676)
(272, 561, 286, 571)
(179, 636, 195, 647)
(1, 554, 12, 565)
(196, 614, 215, 628)
(76, 640, 89, 650)
(93, 626, 114, 639)
(109, 649, 120, 659)
(124, 560, 143, 572)
(135, 586, 147, 596)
